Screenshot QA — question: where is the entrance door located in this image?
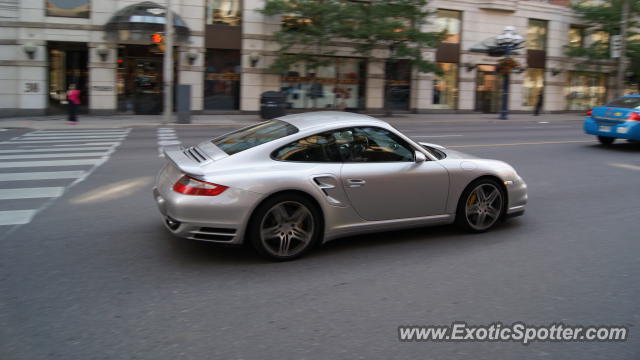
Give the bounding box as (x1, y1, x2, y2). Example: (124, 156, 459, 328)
(48, 42, 88, 114)
(117, 45, 167, 114)
(475, 65, 501, 113)
(384, 60, 411, 111)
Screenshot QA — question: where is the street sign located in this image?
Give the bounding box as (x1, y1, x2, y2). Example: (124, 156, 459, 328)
(611, 35, 622, 58)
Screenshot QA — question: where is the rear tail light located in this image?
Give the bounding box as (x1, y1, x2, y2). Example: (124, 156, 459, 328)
(586, 109, 593, 116)
(628, 112, 640, 121)
(173, 175, 228, 196)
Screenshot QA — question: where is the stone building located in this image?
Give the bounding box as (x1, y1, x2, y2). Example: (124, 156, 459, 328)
(0, 0, 617, 117)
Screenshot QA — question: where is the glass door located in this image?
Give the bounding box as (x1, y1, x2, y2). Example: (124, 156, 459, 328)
(48, 42, 88, 114)
(475, 65, 501, 113)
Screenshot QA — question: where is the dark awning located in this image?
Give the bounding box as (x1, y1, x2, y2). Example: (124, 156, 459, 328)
(105, 1, 191, 42)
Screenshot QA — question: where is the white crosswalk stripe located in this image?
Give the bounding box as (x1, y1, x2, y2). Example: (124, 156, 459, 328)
(0, 171, 85, 181)
(0, 129, 130, 227)
(0, 153, 106, 160)
(0, 187, 64, 200)
(157, 128, 181, 157)
(0, 147, 112, 153)
(0, 210, 37, 226)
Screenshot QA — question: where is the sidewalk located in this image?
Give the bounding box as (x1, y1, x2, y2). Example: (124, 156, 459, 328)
(0, 112, 583, 130)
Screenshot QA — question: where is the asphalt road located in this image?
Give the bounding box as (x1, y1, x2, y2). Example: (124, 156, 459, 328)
(1, 119, 639, 359)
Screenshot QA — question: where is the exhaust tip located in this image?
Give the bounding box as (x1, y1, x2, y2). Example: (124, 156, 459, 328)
(165, 217, 181, 231)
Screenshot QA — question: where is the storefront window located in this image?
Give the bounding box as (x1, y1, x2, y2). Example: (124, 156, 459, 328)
(522, 68, 544, 108)
(204, 49, 241, 110)
(433, 63, 458, 109)
(566, 72, 607, 110)
(385, 60, 411, 111)
(435, 10, 462, 44)
(207, 0, 241, 26)
(117, 45, 167, 114)
(46, 0, 90, 18)
(280, 58, 366, 110)
(591, 30, 609, 52)
(569, 26, 585, 48)
(527, 19, 547, 50)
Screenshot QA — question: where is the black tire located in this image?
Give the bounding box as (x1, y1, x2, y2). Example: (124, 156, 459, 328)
(455, 178, 506, 233)
(597, 136, 615, 145)
(247, 193, 322, 261)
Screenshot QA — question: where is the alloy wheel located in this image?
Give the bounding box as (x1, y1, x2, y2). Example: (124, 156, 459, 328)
(464, 183, 503, 231)
(259, 201, 314, 257)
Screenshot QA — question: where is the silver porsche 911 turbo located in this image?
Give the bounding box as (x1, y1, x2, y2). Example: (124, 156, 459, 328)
(153, 111, 527, 260)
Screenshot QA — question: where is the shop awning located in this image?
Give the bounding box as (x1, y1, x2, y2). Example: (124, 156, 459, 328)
(105, 1, 191, 42)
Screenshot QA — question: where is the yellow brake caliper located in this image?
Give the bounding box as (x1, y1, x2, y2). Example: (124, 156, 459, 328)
(467, 192, 478, 206)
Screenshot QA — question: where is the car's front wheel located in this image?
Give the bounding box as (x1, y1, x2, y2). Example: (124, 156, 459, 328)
(597, 136, 615, 145)
(248, 194, 322, 261)
(456, 179, 505, 233)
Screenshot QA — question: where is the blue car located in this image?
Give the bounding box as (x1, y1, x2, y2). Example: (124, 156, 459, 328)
(584, 95, 640, 145)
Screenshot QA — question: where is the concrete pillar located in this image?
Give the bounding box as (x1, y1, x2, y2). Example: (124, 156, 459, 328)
(411, 72, 434, 112)
(545, 70, 567, 112)
(178, 47, 205, 111)
(6, 40, 48, 117)
(366, 60, 384, 111)
(88, 43, 117, 115)
(458, 67, 476, 111)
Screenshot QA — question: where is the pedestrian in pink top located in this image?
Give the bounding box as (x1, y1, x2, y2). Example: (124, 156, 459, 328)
(66, 84, 81, 124)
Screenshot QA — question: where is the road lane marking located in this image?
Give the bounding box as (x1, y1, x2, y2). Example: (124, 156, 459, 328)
(51, 143, 118, 146)
(0, 147, 112, 153)
(0, 187, 64, 200)
(0, 159, 101, 168)
(158, 128, 180, 157)
(19, 135, 127, 140)
(609, 162, 640, 171)
(1, 139, 124, 144)
(24, 132, 128, 136)
(0, 171, 85, 181)
(448, 140, 592, 148)
(0, 129, 131, 235)
(412, 135, 464, 138)
(0, 152, 106, 160)
(0, 210, 37, 226)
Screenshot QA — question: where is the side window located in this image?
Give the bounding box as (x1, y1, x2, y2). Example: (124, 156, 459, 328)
(340, 127, 415, 162)
(272, 131, 341, 162)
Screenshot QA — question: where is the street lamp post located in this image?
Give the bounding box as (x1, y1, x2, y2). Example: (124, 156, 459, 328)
(495, 26, 524, 120)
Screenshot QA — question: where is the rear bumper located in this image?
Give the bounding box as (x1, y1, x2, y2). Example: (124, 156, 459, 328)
(584, 117, 640, 140)
(152, 186, 261, 245)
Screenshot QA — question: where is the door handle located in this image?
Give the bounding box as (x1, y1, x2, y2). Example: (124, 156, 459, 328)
(347, 179, 366, 188)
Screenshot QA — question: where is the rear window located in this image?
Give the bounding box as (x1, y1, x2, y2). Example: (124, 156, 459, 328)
(605, 97, 640, 108)
(212, 120, 298, 155)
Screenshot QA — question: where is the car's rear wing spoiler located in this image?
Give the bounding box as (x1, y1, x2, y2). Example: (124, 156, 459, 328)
(163, 145, 206, 176)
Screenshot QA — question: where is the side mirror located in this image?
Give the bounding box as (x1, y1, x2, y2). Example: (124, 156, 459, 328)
(415, 151, 427, 163)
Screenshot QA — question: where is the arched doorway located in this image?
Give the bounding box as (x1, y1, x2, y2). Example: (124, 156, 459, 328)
(104, 1, 191, 114)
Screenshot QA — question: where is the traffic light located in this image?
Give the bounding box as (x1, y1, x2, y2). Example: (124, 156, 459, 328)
(150, 33, 165, 54)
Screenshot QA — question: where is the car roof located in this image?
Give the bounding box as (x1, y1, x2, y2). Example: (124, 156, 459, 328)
(276, 111, 388, 131)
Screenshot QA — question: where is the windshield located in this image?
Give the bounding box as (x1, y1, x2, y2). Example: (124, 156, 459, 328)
(212, 120, 298, 155)
(605, 97, 640, 109)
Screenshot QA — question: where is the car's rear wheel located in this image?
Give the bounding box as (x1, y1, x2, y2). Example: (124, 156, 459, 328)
(456, 179, 505, 233)
(597, 136, 615, 145)
(248, 194, 321, 261)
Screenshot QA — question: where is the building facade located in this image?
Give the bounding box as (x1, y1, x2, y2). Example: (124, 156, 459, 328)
(0, 0, 618, 117)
